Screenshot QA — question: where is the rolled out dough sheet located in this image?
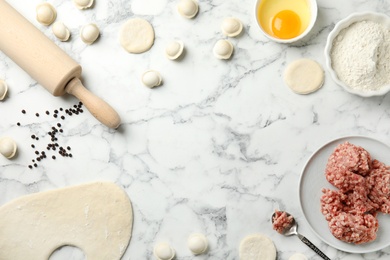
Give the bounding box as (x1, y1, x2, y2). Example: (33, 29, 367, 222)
(0, 182, 133, 260)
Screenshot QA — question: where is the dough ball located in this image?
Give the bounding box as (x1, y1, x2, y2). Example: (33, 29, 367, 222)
(73, 0, 94, 9)
(213, 39, 233, 59)
(141, 70, 162, 88)
(36, 3, 56, 26)
(221, 17, 243, 37)
(289, 253, 308, 260)
(284, 59, 324, 94)
(0, 79, 8, 100)
(80, 23, 100, 44)
(188, 233, 208, 255)
(239, 234, 276, 260)
(0, 137, 17, 159)
(177, 0, 199, 19)
(153, 242, 175, 260)
(119, 18, 155, 54)
(52, 22, 70, 42)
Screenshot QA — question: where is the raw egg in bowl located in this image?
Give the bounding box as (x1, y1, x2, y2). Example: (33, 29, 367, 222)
(255, 0, 318, 43)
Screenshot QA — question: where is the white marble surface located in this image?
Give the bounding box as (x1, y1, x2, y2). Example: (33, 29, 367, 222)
(1, 0, 390, 259)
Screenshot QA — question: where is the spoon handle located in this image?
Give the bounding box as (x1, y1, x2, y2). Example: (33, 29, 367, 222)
(297, 234, 331, 260)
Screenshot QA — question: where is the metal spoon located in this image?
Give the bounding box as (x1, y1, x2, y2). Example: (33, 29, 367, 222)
(272, 211, 331, 260)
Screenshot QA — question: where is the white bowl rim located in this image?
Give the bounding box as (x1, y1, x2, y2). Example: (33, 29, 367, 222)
(254, 0, 318, 44)
(324, 11, 390, 97)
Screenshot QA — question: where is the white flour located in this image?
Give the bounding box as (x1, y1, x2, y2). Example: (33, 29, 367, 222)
(331, 20, 390, 91)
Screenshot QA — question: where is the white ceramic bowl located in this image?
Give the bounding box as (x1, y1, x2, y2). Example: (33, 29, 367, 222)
(254, 0, 318, 43)
(324, 12, 390, 97)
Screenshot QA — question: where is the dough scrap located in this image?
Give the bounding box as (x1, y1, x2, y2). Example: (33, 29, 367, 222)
(239, 234, 276, 260)
(0, 182, 133, 260)
(284, 58, 324, 94)
(119, 18, 155, 54)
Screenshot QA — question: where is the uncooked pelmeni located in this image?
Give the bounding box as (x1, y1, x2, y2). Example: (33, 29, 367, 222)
(239, 234, 277, 260)
(165, 40, 184, 60)
(289, 253, 308, 260)
(0, 79, 7, 100)
(52, 21, 70, 42)
(221, 17, 243, 37)
(80, 23, 100, 44)
(36, 3, 57, 26)
(213, 39, 234, 60)
(141, 70, 162, 88)
(120, 18, 155, 54)
(73, 0, 94, 9)
(153, 242, 175, 260)
(284, 59, 324, 94)
(0, 137, 17, 159)
(188, 233, 208, 255)
(0, 182, 133, 259)
(178, 0, 199, 19)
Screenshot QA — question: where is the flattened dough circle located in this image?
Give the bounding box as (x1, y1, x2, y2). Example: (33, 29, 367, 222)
(0, 182, 133, 260)
(120, 18, 155, 54)
(284, 58, 324, 94)
(239, 234, 276, 260)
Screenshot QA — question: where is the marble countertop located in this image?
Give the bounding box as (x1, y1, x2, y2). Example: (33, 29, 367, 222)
(1, 0, 390, 259)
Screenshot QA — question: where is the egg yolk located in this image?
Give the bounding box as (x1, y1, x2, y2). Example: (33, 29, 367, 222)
(271, 10, 301, 39)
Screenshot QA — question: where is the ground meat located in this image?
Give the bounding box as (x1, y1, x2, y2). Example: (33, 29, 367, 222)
(272, 210, 293, 234)
(328, 212, 378, 244)
(325, 142, 371, 192)
(321, 142, 390, 244)
(366, 160, 390, 214)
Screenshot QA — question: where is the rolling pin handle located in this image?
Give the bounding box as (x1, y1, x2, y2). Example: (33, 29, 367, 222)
(65, 78, 121, 129)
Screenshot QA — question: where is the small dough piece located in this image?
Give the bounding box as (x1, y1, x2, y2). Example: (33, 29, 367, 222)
(120, 18, 155, 54)
(178, 0, 199, 19)
(165, 40, 184, 60)
(0, 137, 17, 159)
(73, 0, 94, 9)
(52, 22, 70, 41)
(221, 17, 243, 37)
(0, 182, 133, 259)
(153, 242, 175, 260)
(239, 234, 276, 260)
(284, 59, 324, 94)
(188, 233, 208, 255)
(141, 70, 162, 88)
(36, 3, 57, 26)
(0, 79, 8, 100)
(80, 23, 100, 44)
(289, 253, 308, 260)
(213, 39, 234, 60)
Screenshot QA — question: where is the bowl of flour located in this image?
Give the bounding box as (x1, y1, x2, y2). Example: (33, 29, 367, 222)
(325, 12, 390, 97)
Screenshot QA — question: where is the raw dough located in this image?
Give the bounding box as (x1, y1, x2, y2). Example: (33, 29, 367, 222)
(119, 18, 155, 54)
(188, 233, 208, 255)
(52, 21, 70, 42)
(80, 23, 100, 44)
(73, 0, 94, 9)
(0, 137, 17, 159)
(0, 79, 7, 100)
(239, 234, 276, 260)
(0, 182, 133, 260)
(221, 17, 243, 37)
(153, 242, 175, 260)
(213, 39, 234, 59)
(36, 3, 56, 26)
(284, 58, 324, 94)
(141, 70, 162, 88)
(165, 40, 184, 60)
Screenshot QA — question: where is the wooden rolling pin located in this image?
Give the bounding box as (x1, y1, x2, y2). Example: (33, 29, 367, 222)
(0, 0, 120, 129)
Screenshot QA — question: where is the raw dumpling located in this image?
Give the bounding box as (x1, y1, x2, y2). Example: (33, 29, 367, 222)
(80, 23, 100, 44)
(36, 3, 56, 26)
